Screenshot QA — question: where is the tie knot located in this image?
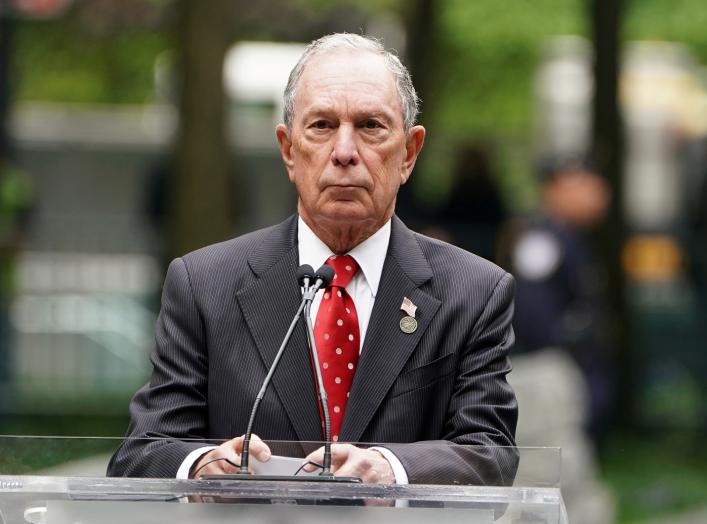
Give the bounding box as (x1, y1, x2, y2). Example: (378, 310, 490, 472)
(325, 255, 359, 289)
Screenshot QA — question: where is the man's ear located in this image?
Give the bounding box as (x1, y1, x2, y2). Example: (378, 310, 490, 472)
(400, 125, 426, 184)
(276, 124, 295, 179)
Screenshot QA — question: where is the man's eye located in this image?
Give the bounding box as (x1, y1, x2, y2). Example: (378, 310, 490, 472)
(362, 119, 382, 129)
(311, 120, 330, 129)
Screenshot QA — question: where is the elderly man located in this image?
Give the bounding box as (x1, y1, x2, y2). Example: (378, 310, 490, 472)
(108, 33, 517, 486)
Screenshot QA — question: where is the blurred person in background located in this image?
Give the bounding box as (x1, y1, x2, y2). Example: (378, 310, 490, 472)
(436, 142, 507, 262)
(499, 156, 615, 447)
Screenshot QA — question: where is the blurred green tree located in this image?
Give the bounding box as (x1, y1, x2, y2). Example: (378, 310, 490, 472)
(167, 0, 236, 260)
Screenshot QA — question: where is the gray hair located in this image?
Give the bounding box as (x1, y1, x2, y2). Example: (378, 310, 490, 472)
(283, 33, 420, 131)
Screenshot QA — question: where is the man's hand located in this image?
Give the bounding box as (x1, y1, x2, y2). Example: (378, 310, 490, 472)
(190, 434, 271, 479)
(303, 444, 395, 484)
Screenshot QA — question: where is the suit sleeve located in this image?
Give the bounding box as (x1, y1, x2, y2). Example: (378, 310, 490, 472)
(385, 272, 519, 486)
(107, 257, 212, 477)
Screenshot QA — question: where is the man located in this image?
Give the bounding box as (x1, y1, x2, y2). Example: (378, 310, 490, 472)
(108, 33, 517, 486)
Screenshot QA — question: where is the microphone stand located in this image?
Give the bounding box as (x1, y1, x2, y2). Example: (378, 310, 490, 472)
(219, 266, 359, 483)
(238, 297, 308, 475)
(301, 270, 359, 483)
(302, 296, 335, 476)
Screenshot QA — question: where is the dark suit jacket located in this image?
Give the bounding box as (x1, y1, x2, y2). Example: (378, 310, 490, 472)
(108, 215, 518, 485)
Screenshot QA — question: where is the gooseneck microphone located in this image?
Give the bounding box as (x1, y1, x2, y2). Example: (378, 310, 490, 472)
(302, 265, 359, 482)
(306, 264, 335, 300)
(238, 264, 318, 475)
(237, 263, 361, 482)
(297, 264, 315, 291)
(301, 265, 337, 475)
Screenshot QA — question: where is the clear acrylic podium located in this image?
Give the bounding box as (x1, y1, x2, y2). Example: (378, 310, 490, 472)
(0, 437, 567, 523)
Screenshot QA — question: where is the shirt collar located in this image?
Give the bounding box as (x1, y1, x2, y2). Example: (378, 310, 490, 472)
(297, 216, 391, 297)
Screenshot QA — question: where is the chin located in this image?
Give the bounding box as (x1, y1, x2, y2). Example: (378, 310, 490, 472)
(319, 202, 373, 222)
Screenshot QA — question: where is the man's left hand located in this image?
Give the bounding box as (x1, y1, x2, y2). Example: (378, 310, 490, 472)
(303, 444, 395, 484)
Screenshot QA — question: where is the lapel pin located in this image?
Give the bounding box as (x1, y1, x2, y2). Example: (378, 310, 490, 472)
(399, 297, 418, 334)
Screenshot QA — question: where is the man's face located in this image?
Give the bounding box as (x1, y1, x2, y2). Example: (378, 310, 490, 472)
(276, 50, 425, 234)
(546, 168, 611, 228)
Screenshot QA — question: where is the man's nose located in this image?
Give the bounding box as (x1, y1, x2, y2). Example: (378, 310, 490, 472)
(331, 125, 359, 166)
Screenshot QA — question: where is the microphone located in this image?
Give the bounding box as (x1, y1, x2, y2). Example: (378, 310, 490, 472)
(234, 263, 360, 483)
(302, 263, 358, 480)
(312, 264, 335, 292)
(297, 264, 314, 290)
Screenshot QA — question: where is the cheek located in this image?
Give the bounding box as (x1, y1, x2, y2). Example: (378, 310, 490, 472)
(290, 144, 318, 178)
(367, 144, 402, 173)
(291, 138, 314, 165)
(293, 171, 317, 197)
(295, 150, 330, 182)
(370, 171, 402, 210)
(379, 151, 406, 188)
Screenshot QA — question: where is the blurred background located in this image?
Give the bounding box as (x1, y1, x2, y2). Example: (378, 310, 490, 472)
(0, 0, 705, 522)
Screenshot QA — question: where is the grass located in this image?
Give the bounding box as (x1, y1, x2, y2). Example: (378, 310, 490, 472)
(0, 414, 129, 474)
(601, 431, 707, 522)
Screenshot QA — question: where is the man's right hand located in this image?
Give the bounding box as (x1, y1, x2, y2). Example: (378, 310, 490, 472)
(190, 434, 271, 479)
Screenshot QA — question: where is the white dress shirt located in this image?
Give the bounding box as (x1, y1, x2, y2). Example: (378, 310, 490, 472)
(298, 216, 390, 346)
(177, 217, 408, 484)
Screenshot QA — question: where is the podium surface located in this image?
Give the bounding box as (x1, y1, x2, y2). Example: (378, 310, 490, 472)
(0, 437, 567, 523)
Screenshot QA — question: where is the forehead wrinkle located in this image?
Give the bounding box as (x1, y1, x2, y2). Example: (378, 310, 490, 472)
(302, 101, 397, 124)
(298, 91, 400, 129)
(294, 50, 402, 125)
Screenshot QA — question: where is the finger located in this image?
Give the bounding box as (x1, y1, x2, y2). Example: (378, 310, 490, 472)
(229, 434, 271, 462)
(332, 453, 367, 480)
(333, 463, 367, 480)
(192, 448, 240, 479)
(223, 446, 242, 472)
(332, 449, 390, 484)
(329, 444, 354, 470)
(247, 434, 272, 462)
(230, 435, 246, 454)
(302, 446, 324, 472)
(213, 441, 243, 472)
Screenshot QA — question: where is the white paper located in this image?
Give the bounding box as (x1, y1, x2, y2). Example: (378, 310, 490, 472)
(250, 455, 320, 477)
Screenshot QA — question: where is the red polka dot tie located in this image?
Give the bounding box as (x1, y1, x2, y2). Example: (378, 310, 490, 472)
(314, 255, 360, 442)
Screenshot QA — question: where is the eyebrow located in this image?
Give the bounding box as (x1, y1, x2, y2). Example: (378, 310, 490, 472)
(301, 106, 397, 124)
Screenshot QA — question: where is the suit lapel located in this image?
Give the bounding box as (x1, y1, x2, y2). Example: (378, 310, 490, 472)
(235, 216, 323, 442)
(341, 217, 441, 443)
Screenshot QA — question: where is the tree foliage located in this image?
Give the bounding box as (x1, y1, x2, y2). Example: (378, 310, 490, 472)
(626, 0, 707, 58)
(14, 11, 168, 104)
(10, 0, 707, 212)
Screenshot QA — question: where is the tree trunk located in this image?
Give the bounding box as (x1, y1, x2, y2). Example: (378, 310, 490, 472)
(590, 0, 630, 426)
(0, 1, 14, 161)
(404, 0, 438, 126)
(168, 0, 235, 261)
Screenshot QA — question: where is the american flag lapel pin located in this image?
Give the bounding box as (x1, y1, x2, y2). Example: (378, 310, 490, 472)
(399, 297, 418, 334)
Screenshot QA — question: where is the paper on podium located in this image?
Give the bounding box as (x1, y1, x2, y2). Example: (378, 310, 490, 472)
(250, 455, 320, 477)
